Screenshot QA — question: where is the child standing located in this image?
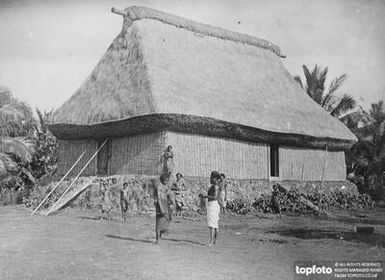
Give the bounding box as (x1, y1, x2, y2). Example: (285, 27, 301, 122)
(219, 173, 228, 216)
(100, 182, 113, 221)
(271, 184, 282, 218)
(171, 173, 186, 216)
(120, 182, 130, 222)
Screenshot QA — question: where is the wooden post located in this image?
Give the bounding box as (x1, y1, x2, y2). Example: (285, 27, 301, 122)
(267, 145, 270, 180)
(320, 146, 328, 188)
(31, 151, 86, 216)
(47, 139, 108, 215)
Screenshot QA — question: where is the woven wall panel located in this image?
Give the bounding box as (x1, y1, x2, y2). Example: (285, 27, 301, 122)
(110, 132, 166, 175)
(165, 132, 268, 179)
(57, 140, 98, 176)
(279, 146, 346, 181)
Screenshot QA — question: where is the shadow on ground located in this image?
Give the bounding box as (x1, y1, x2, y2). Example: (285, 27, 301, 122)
(78, 216, 102, 221)
(105, 234, 206, 246)
(270, 229, 385, 248)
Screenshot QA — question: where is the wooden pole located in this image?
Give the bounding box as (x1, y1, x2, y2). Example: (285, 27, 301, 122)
(31, 151, 86, 216)
(47, 139, 108, 215)
(320, 146, 328, 188)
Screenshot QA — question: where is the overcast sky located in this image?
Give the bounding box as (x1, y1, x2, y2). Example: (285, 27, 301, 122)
(0, 0, 384, 112)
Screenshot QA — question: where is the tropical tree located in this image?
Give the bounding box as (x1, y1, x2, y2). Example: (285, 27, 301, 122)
(0, 87, 35, 180)
(294, 65, 356, 119)
(0, 87, 35, 137)
(30, 108, 58, 179)
(0, 87, 58, 192)
(346, 100, 385, 200)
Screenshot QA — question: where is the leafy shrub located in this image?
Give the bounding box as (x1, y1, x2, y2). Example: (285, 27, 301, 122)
(227, 198, 255, 214)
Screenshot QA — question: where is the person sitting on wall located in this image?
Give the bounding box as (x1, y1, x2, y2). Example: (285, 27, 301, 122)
(100, 181, 113, 221)
(120, 182, 130, 222)
(171, 173, 186, 216)
(218, 173, 228, 216)
(163, 145, 174, 176)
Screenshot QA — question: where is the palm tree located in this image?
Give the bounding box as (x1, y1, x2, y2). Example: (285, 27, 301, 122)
(294, 65, 356, 119)
(35, 108, 54, 136)
(0, 87, 34, 179)
(0, 87, 58, 195)
(346, 100, 385, 199)
(354, 101, 385, 140)
(370, 101, 385, 143)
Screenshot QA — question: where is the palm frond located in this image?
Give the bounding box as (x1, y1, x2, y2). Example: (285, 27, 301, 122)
(302, 64, 329, 104)
(309, 65, 320, 98)
(330, 94, 356, 118)
(317, 66, 328, 92)
(36, 108, 46, 134)
(339, 112, 358, 130)
(324, 95, 338, 112)
(339, 107, 371, 132)
(328, 74, 347, 95)
(302, 65, 313, 98)
(293, 76, 303, 89)
(314, 88, 324, 105)
(321, 91, 335, 109)
(370, 100, 385, 123)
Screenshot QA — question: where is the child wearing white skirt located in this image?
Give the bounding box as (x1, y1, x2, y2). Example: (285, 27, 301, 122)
(203, 171, 221, 246)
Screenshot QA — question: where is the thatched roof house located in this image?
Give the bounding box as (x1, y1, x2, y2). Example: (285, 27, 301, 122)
(49, 6, 357, 180)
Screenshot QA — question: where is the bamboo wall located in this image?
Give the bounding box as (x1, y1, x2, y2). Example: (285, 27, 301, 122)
(109, 132, 166, 175)
(57, 140, 98, 176)
(278, 146, 346, 181)
(165, 132, 269, 179)
(56, 132, 347, 181)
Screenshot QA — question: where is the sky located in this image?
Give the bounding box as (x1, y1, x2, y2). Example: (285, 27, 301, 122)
(0, 0, 384, 112)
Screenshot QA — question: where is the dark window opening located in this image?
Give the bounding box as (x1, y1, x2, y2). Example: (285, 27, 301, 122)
(270, 144, 279, 177)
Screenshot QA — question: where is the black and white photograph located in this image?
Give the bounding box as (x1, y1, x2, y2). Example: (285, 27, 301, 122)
(0, 0, 384, 279)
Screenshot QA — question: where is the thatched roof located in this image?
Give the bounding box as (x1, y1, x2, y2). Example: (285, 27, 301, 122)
(50, 6, 357, 150)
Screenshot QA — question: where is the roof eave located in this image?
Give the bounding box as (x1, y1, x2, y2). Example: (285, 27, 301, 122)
(49, 113, 356, 151)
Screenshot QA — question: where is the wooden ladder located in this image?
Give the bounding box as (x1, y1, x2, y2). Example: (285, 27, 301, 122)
(32, 138, 108, 216)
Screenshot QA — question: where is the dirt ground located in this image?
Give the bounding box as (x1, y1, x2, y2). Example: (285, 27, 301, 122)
(0, 206, 384, 280)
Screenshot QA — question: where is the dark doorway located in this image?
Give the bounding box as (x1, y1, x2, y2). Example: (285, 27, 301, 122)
(270, 144, 279, 177)
(97, 139, 111, 175)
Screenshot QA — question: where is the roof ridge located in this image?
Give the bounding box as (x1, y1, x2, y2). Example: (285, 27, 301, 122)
(113, 6, 284, 57)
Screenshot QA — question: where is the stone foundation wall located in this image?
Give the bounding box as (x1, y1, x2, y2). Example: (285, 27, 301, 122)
(27, 175, 358, 213)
